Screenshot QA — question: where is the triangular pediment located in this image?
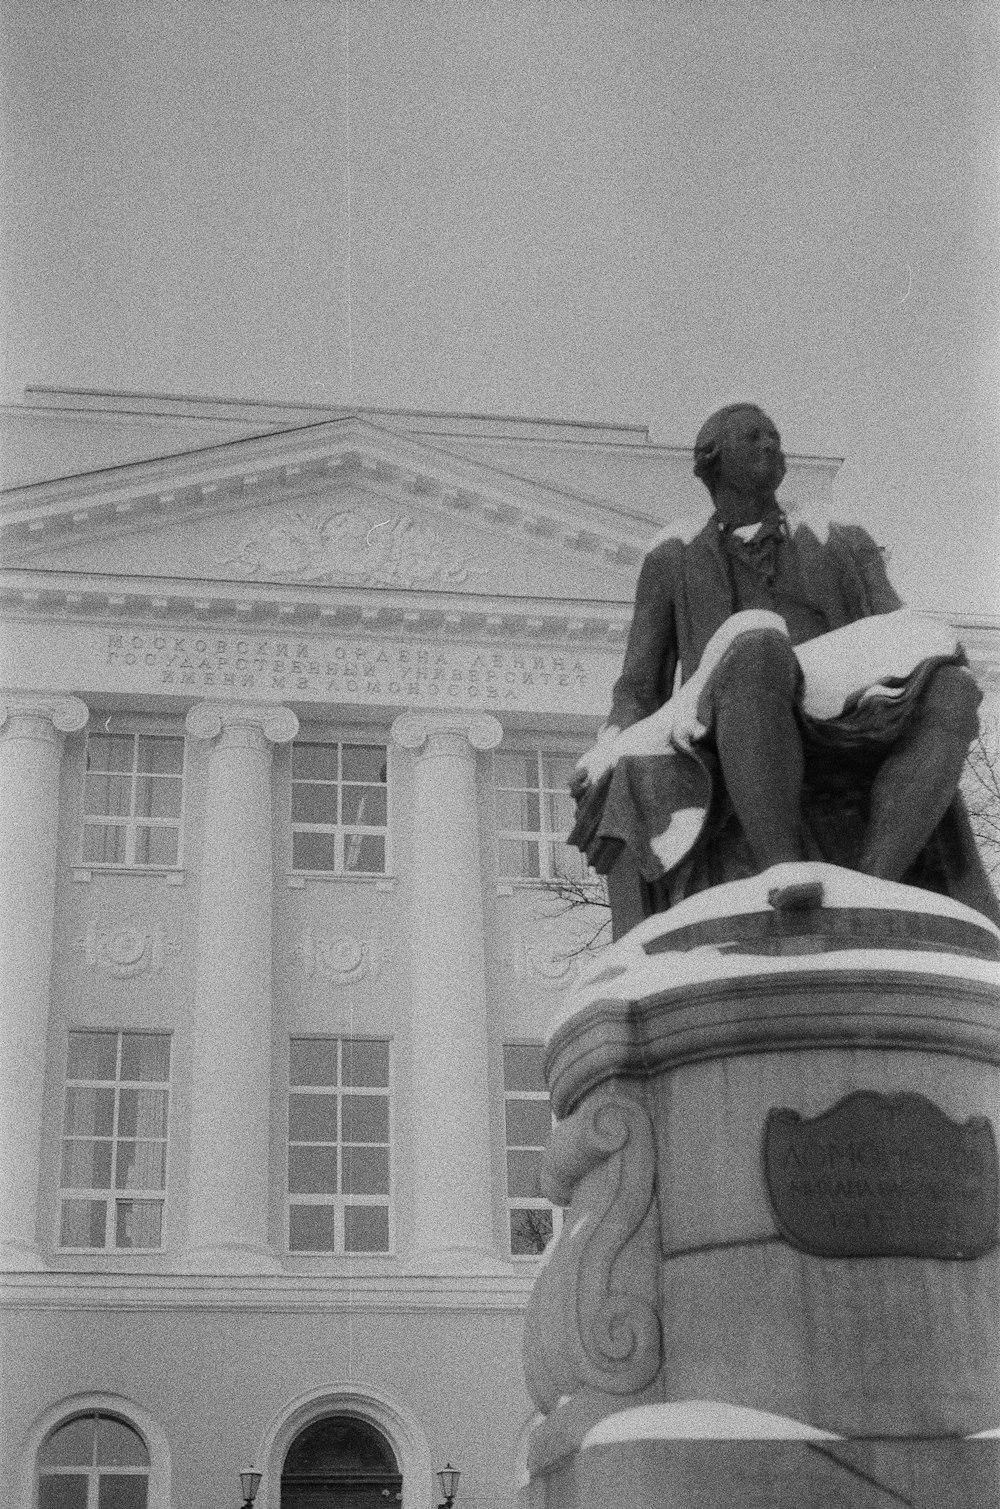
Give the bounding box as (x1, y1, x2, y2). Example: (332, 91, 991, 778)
(0, 415, 655, 604)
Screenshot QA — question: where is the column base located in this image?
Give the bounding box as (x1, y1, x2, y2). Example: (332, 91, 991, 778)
(411, 1244, 512, 1276)
(0, 1239, 48, 1272)
(180, 1242, 283, 1275)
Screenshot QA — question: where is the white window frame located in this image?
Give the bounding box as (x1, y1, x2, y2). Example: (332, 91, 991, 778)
(79, 729, 186, 871)
(494, 747, 590, 885)
(25, 1395, 171, 1509)
(57, 1031, 172, 1253)
(286, 1037, 393, 1256)
(289, 739, 391, 878)
(502, 1041, 562, 1260)
(35, 1409, 151, 1509)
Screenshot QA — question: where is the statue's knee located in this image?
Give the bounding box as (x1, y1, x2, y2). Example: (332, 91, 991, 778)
(919, 663, 981, 741)
(714, 628, 798, 692)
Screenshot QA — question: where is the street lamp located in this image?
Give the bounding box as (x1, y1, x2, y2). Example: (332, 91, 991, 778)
(437, 1463, 461, 1507)
(239, 1465, 262, 1508)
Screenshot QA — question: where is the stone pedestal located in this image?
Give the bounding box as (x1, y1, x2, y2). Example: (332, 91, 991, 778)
(0, 693, 89, 1270)
(521, 864, 1000, 1508)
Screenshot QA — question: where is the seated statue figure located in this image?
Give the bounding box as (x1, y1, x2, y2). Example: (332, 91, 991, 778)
(568, 402, 999, 937)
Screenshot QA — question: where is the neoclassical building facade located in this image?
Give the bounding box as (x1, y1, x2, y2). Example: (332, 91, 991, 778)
(1, 389, 997, 1508)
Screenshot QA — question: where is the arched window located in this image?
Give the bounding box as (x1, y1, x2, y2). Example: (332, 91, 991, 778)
(281, 1414, 403, 1507)
(37, 1411, 150, 1509)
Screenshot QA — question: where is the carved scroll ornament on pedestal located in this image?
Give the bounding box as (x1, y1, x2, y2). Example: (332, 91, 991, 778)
(523, 1090, 661, 1415)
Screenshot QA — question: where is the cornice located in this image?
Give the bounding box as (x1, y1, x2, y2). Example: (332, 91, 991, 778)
(0, 411, 843, 575)
(947, 614, 1000, 691)
(15, 385, 653, 443)
(3, 575, 997, 677)
(0, 415, 660, 569)
(0, 570, 632, 646)
(0, 1268, 537, 1312)
(546, 965, 1000, 1119)
(14, 387, 846, 471)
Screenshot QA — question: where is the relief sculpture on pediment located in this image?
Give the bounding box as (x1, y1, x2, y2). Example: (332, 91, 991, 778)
(220, 506, 486, 588)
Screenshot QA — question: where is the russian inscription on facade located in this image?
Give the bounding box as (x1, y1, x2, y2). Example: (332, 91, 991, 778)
(764, 1090, 1000, 1260)
(104, 629, 594, 708)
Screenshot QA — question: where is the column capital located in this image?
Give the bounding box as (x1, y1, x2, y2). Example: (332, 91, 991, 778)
(185, 700, 299, 745)
(0, 692, 90, 738)
(391, 710, 503, 755)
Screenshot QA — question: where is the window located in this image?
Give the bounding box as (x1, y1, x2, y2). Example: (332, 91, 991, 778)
(287, 1038, 391, 1253)
(37, 1412, 149, 1509)
(503, 1043, 560, 1257)
(58, 1032, 171, 1251)
(291, 742, 388, 875)
(81, 732, 185, 868)
(495, 751, 586, 881)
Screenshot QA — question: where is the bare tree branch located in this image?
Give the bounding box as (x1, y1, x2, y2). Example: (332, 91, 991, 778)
(964, 721, 1000, 881)
(532, 871, 613, 957)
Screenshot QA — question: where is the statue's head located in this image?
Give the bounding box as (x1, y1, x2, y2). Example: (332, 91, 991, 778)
(693, 403, 786, 502)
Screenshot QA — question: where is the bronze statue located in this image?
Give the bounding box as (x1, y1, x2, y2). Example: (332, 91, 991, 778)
(569, 403, 999, 935)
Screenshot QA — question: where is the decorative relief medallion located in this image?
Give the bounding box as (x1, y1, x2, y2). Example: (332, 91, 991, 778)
(509, 917, 603, 992)
(517, 936, 579, 989)
(764, 1091, 1000, 1260)
(74, 919, 179, 978)
(220, 507, 486, 589)
(292, 928, 381, 985)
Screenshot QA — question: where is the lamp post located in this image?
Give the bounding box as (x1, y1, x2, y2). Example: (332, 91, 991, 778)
(437, 1463, 461, 1507)
(239, 1466, 262, 1508)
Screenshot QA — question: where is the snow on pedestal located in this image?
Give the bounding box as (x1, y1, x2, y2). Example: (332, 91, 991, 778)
(521, 864, 1000, 1509)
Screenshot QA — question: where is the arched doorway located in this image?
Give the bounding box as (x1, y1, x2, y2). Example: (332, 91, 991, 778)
(280, 1415, 403, 1508)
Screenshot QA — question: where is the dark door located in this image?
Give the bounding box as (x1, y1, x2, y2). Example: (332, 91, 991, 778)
(280, 1416, 403, 1509)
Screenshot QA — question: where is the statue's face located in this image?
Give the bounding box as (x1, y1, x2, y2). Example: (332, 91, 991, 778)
(715, 408, 786, 509)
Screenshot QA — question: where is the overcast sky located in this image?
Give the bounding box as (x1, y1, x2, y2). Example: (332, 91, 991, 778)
(2, 0, 998, 613)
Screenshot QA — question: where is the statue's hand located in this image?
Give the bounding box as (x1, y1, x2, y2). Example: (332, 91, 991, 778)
(571, 724, 621, 797)
(666, 677, 708, 754)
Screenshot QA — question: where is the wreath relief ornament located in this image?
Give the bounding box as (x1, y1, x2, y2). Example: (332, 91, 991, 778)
(74, 919, 179, 978)
(293, 929, 382, 985)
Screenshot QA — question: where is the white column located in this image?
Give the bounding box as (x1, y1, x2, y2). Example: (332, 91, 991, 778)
(0, 692, 89, 1270)
(183, 700, 298, 1272)
(392, 711, 504, 1270)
